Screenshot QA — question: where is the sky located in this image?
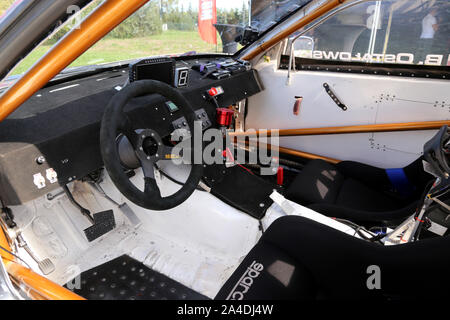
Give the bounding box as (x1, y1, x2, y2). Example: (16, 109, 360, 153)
(182, 0, 249, 10)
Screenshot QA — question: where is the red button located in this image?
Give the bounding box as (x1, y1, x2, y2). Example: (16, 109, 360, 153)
(208, 88, 218, 96)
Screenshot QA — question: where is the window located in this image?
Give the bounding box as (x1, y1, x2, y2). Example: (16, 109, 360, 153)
(292, 0, 449, 67)
(7, 0, 251, 77)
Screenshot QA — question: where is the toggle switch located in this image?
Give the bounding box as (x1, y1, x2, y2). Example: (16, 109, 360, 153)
(207, 86, 224, 97)
(33, 173, 46, 189)
(46, 168, 58, 184)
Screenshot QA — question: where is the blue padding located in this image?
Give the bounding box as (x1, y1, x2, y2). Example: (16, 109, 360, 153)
(385, 168, 414, 197)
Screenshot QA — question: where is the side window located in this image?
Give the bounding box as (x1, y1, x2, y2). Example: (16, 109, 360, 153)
(291, 0, 449, 67)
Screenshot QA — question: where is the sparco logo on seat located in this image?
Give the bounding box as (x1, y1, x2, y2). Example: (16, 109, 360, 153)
(226, 261, 264, 300)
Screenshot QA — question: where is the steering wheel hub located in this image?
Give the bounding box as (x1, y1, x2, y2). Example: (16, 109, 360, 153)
(136, 129, 163, 160)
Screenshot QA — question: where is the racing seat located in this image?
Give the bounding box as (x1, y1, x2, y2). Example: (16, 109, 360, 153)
(284, 158, 433, 224)
(215, 215, 450, 300)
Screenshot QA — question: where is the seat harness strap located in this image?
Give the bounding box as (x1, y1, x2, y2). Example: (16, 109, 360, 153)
(385, 168, 414, 197)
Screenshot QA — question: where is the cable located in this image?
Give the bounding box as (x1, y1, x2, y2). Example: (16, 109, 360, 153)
(334, 218, 383, 243)
(0, 245, 32, 270)
(222, 147, 255, 176)
(237, 163, 255, 176)
(429, 195, 450, 214)
(414, 180, 435, 218)
(412, 179, 448, 241)
(0, 224, 32, 270)
(210, 96, 220, 109)
(154, 164, 205, 192)
(259, 220, 265, 234)
(62, 185, 94, 224)
(429, 184, 450, 199)
(87, 181, 121, 206)
(414, 189, 450, 240)
(201, 71, 215, 79)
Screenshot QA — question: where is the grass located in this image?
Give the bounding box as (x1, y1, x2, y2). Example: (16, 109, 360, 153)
(11, 30, 223, 75)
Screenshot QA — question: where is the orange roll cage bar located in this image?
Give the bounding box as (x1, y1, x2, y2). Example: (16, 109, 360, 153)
(230, 120, 450, 138)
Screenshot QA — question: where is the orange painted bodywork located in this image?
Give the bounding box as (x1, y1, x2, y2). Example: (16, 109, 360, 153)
(0, 0, 149, 121)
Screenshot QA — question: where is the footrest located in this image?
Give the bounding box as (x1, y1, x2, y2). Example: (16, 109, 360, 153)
(65, 255, 209, 300)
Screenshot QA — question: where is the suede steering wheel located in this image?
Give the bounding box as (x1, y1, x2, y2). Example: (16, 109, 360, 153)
(100, 80, 203, 210)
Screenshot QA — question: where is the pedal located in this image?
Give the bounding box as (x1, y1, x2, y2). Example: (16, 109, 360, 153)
(118, 203, 141, 228)
(17, 233, 55, 275)
(83, 210, 116, 242)
(37, 258, 56, 275)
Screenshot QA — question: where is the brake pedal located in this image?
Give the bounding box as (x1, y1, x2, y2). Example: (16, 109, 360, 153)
(63, 185, 116, 242)
(83, 210, 116, 242)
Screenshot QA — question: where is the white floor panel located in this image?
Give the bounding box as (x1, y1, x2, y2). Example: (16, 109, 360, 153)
(9, 166, 264, 298)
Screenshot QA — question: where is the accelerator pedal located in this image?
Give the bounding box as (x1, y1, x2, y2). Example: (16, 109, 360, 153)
(65, 255, 208, 300)
(83, 210, 116, 242)
(63, 185, 116, 242)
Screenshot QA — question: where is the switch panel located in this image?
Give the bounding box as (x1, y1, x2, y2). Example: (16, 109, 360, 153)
(194, 109, 212, 129)
(172, 108, 212, 131)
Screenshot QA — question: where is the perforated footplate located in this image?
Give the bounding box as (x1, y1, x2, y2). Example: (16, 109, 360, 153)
(65, 255, 209, 300)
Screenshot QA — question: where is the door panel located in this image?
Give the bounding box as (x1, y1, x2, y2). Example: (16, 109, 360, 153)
(247, 63, 448, 167)
(245, 0, 449, 168)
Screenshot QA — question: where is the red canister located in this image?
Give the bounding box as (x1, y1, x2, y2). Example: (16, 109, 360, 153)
(216, 108, 234, 127)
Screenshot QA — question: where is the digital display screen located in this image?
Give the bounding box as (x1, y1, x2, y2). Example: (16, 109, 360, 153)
(175, 67, 189, 87)
(133, 60, 174, 85)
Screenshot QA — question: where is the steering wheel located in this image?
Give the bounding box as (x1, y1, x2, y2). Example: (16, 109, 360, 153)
(100, 80, 203, 210)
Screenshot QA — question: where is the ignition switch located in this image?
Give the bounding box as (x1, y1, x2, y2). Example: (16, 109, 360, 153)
(207, 86, 224, 98)
(205, 86, 224, 109)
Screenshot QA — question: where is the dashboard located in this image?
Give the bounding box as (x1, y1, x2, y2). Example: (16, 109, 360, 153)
(0, 55, 263, 205)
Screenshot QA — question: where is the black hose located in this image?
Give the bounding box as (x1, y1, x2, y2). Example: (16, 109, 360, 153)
(154, 164, 205, 192)
(63, 185, 94, 224)
(335, 218, 383, 244)
(413, 179, 441, 241)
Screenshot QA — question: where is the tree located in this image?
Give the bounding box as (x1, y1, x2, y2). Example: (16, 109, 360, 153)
(0, 0, 15, 15)
(108, 2, 162, 38)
